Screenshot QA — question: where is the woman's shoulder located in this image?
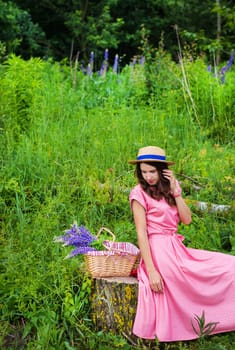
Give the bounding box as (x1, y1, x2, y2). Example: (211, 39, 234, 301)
(130, 184, 143, 195)
(129, 184, 148, 209)
(129, 184, 149, 202)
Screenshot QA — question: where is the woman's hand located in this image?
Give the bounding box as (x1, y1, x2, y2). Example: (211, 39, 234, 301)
(162, 169, 177, 194)
(162, 169, 192, 224)
(148, 269, 164, 293)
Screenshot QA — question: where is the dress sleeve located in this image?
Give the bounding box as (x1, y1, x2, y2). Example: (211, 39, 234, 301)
(129, 186, 147, 211)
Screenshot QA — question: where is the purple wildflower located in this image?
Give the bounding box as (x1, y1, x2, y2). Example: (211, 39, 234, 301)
(130, 56, 137, 67)
(220, 51, 234, 83)
(54, 222, 98, 259)
(89, 51, 94, 73)
(113, 54, 119, 73)
(87, 63, 92, 76)
(54, 222, 96, 247)
(90, 51, 94, 65)
(99, 49, 109, 76)
(65, 246, 97, 259)
(99, 62, 105, 76)
(139, 56, 145, 65)
(104, 48, 109, 61)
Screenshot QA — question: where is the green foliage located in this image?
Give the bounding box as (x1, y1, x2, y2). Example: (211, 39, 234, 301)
(0, 53, 235, 349)
(191, 310, 219, 339)
(3, 0, 234, 64)
(66, 2, 124, 62)
(0, 0, 45, 58)
(0, 55, 44, 143)
(176, 56, 235, 143)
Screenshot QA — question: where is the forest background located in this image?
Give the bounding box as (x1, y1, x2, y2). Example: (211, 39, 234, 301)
(0, 0, 235, 65)
(0, 1, 235, 349)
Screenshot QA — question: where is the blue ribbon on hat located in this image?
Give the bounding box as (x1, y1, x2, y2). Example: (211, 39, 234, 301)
(137, 154, 166, 161)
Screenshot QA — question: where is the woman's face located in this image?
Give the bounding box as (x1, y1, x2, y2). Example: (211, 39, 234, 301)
(140, 163, 160, 186)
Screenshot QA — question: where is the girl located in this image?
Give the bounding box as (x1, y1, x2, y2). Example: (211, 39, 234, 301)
(129, 145, 235, 341)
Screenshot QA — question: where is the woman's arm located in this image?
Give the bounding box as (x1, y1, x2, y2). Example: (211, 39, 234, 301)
(173, 195, 192, 224)
(132, 199, 164, 293)
(163, 169, 192, 225)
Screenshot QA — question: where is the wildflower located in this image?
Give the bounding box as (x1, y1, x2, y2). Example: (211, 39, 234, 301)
(130, 56, 137, 66)
(99, 49, 109, 76)
(53, 222, 97, 258)
(64, 246, 97, 259)
(99, 62, 105, 76)
(64, 223, 96, 246)
(220, 50, 234, 83)
(87, 63, 92, 76)
(113, 54, 119, 73)
(90, 51, 94, 68)
(139, 56, 145, 65)
(104, 48, 109, 61)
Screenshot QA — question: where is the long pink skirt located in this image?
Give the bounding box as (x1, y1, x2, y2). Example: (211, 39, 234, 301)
(133, 233, 235, 341)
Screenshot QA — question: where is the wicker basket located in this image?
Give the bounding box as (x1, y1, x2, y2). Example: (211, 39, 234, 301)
(84, 227, 140, 278)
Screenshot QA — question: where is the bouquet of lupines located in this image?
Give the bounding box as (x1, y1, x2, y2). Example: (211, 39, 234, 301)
(53, 221, 101, 259)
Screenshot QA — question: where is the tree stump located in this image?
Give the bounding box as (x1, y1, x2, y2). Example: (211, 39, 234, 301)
(90, 276, 138, 338)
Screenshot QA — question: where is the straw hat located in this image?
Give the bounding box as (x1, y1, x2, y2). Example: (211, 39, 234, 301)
(128, 146, 174, 165)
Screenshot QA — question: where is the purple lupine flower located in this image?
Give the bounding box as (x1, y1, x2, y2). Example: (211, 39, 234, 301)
(79, 225, 96, 245)
(62, 232, 93, 247)
(66, 224, 96, 246)
(139, 56, 145, 65)
(89, 51, 94, 73)
(65, 246, 97, 259)
(104, 48, 109, 61)
(130, 56, 137, 67)
(87, 63, 92, 76)
(220, 51, 234, 83)
(99, 49, 109, 76)
(54, 223, 96, 247)
(90, 51, 94, 65)
(64, 222, 78, 235)
(99, 62, 105, 76)
(207, 65, 212, 73)
(113, 54, 119, 73)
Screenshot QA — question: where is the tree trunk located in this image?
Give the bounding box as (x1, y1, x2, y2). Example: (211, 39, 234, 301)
(216, 0, 221, 65)
(90, 276, 138, 336)
(90, 276, 158, 347)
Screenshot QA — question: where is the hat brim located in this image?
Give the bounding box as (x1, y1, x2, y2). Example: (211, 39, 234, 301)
(128, 159, 175, 165)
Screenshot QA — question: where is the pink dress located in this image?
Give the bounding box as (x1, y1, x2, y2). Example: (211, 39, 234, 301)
(130, 184, 235, 342)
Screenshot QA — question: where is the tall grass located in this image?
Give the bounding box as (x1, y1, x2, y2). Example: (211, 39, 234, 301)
(0, 53, 235, 349)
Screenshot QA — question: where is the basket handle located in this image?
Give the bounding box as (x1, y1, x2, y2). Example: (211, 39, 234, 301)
(96, 227, 116, 242)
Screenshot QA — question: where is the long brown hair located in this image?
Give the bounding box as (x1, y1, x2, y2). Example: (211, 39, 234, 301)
(136, 162, 176, 206)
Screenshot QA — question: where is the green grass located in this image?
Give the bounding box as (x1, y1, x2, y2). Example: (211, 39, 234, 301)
(0, 53, 235, 349)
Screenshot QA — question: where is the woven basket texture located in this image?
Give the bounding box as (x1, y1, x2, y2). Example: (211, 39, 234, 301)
(84, 227, 140, 278)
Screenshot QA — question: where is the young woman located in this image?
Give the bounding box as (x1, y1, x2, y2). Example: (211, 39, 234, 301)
(129, 145, 235, 342)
